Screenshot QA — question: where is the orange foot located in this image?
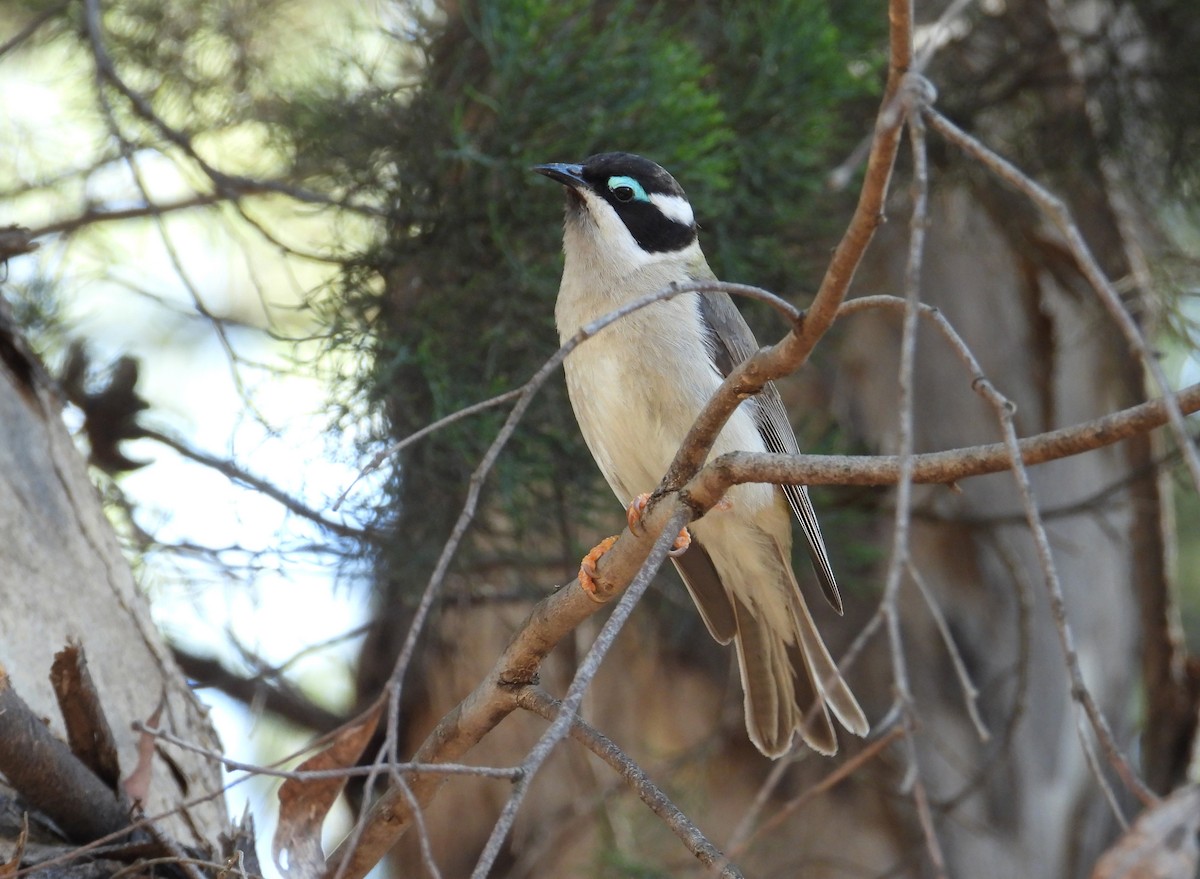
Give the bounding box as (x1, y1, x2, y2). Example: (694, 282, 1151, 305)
(578, 535, 618, 602)
(626, 493, 691, 557)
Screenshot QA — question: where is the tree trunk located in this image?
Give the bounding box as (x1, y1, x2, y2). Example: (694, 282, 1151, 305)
(0, 312, 227, 852)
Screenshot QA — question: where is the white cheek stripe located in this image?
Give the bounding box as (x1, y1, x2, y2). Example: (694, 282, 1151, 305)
(649, 193, 695, 227)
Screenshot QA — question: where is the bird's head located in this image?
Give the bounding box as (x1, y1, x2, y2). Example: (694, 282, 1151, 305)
(534, 152, 700, 274)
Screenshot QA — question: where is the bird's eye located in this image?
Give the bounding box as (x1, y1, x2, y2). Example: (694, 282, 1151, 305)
(606, 175, 646, 204)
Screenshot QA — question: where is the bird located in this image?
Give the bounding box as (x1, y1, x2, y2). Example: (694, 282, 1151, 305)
(534, 151, 869, 757)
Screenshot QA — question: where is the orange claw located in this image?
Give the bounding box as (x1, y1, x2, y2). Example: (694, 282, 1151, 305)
(626, 493, 651, 533)
(668, 526, 691, 557)
(625, 492, 691, 557)
(578, 535, 618, 602)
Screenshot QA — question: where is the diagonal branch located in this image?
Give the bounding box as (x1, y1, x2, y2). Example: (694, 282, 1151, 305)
(659, 70, 934, 510)
(81, 0, 382, 218)
(139, 427, 374, 543)
(517, 687, 744, 879)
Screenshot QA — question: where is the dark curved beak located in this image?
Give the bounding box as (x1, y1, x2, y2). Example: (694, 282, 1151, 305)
(532, 162, 586, 189)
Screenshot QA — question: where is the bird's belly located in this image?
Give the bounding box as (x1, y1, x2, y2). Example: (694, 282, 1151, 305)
(563, 327, 774, 513)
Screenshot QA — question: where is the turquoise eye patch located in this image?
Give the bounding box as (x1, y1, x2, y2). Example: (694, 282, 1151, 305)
(607, 175, 649, 203)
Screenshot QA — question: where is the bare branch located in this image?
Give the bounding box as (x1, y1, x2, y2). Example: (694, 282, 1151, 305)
(171, 648, 348, 734)
(693, 381, 1200, 495)
(81, 0, 382, 218)
(878, 94, 949, 879)
(798, 0, 913, 350)
(26, 193, 229, 240)
(0, 669, 130, 843)
(518, 687, 744, 879)
(907, 560, 990, 742)
(469, 507, 692, 879)
(965, 343, 1156, 806)
(135, 721, 520, 783)
(658, 67, 935, 511)
(332, 388, 525, 511)
(138, 427, 372, 543)
(0, 1, 69, 58)
(923, 107, 1200, 496)
(726, 726, 906, 859)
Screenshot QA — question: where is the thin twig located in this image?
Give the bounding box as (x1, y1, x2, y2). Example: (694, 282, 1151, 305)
(934, 534, 1035, 812)
(1075, 713, 1129, 831)
(393, 775, 443, 879)
(26, 193, 229, 239)
(723, 754, 795, 855)
(82, 0, 381, 217)
(661, 22, 916, 500)
(924, 107, 1200, 497)
(133, 722, 520, 781)
(0, 1, 69, 58)
(906, 560, 990, 741)
(726, 726, 906, 860)
(323, 282, 742, 879)
(880, 92, 948, 879)
(140, 428, 372, 542)
(469, 507, 692, 879)
(969, 353, 1156, 808)
(518, 687, 743, 878)
(331, 387, 524, 510)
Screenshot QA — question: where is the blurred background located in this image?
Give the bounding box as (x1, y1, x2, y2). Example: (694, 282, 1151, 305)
(2, 0, 1199, 876)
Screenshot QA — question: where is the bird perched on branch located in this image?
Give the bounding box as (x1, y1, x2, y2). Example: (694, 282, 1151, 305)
(535, 152, 868, 757)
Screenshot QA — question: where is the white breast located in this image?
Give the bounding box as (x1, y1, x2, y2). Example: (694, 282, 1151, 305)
(559, 279, 773, 513)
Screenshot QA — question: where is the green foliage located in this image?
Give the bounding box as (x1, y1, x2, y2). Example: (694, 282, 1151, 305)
(277, 0, 882, 597)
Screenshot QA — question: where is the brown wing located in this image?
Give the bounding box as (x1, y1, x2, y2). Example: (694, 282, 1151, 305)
(695, 289, 843, 614)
